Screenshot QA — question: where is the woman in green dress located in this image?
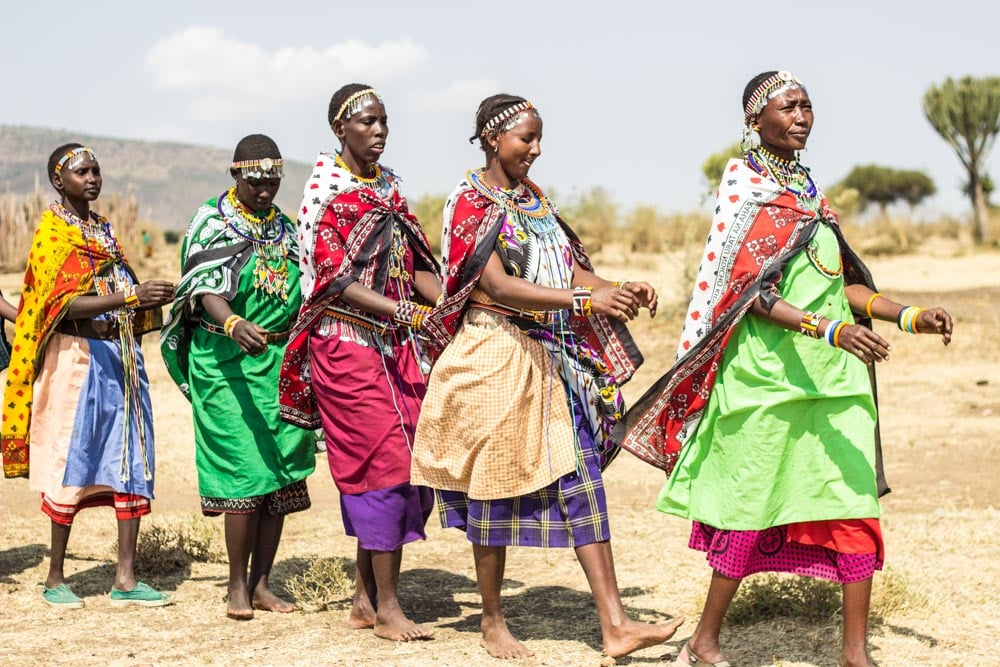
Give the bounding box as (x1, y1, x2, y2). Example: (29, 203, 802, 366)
(619, 72, 953, 666)
(162, 134, 315, 620)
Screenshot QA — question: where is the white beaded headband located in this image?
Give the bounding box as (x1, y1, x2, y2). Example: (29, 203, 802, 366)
(743, 70, 805, 125)
(334, 88, 383, 122)
(481, 101, 538, 138)
(55, 147, 97, 173)
(231, 157, 284, 179)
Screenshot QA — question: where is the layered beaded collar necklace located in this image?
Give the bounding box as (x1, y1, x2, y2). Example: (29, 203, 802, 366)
(747, 147, 819, 206)
(217, 187, 289, 301)
(467, 168, 556, 234)
(335, 152, 394, 200)
(51, 202, 124, 265)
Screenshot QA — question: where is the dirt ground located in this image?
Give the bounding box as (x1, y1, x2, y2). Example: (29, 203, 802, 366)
(1, 245, 998, 667)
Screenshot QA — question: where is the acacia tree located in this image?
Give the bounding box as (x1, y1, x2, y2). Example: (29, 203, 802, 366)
(840, 164, 936, 215)
(923, 76, 1000, 243)
(700, 143, 743, 202)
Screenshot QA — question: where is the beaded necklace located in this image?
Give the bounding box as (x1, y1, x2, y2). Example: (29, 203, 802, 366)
(50, 201, 151, 482)
(467, 168, 556, 235)
(747, 147, 820, 210)
(217, 187, 289, 301)
(335, 152, 395, 200)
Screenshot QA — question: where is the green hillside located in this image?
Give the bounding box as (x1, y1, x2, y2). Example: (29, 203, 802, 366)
(0, 125, 313, 230)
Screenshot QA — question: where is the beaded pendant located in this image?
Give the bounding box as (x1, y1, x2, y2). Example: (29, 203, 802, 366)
(217, 188, 289, 301)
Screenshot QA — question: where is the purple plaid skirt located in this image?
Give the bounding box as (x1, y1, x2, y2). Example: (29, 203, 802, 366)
(438, 395, 610, 548)
(341, 482, 435, 552)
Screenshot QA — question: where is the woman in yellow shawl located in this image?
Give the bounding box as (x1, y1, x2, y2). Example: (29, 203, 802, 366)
(2, 144, 175, 609)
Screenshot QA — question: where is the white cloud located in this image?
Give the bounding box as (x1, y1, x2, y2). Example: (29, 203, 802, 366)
(409, 78, 503, 112)
(144, 26, 429, 122)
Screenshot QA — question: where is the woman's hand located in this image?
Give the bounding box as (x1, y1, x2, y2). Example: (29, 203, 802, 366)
(623, 281, 658, 318)
(836, 324, 892, 364)
(589, 285, 640, 322)
(915, 307, 953, 345)
(230, 319, 268, 356)
(135, 280, 175, 308)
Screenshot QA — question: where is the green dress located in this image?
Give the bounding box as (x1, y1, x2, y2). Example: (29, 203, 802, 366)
(657, 222, 880, 530)
(162, 197, 315, 502)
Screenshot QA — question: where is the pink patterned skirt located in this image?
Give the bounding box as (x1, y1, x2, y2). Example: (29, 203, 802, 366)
(690, 522, 883, 584)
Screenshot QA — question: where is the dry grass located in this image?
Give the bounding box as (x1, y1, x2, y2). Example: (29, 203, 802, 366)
(1, 233, 999, 665)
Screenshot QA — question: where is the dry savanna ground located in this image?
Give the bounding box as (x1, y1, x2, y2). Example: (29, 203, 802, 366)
(1, 240, 998, 667)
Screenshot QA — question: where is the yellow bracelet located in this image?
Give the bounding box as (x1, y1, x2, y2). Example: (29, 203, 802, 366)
(865, 292, 882, 319)
(223, 314, 244, 338)
(123, 285, 140, 309)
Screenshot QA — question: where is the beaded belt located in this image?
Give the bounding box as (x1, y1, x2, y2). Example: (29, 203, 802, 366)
(199, 319, 291, 344)
(55, 317, 123, 340)
(321, 307, 394, 336)
(468, 302, 557, 325)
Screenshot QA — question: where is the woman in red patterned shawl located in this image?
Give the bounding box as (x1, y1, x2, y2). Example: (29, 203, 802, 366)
(279, 84, 440, 641)
(619, 72, 953, 667)
(411, 94, 684, 660)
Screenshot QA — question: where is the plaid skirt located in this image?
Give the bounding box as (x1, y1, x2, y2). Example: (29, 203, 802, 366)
(437, 394, 610, 548)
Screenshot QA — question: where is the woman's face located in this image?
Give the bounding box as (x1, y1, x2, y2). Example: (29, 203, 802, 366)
(233, 173, 280, 212)
(490, 113, 543, 182)
(53, 154, 102, 202)
(757, 87, 813, 159)
(334, 99, 388, 167)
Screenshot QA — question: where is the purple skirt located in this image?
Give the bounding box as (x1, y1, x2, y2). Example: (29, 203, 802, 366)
(691, 522, 882, 584)
(340, 482, 434, 552)
(438, 395, 610, 548)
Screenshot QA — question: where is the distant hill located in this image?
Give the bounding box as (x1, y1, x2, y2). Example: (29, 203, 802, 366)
(0, 125, 313, 230)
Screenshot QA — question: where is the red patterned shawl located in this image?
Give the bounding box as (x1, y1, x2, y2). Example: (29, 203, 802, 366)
(422, 179, 642, 385)
(279, 164, 437, 428)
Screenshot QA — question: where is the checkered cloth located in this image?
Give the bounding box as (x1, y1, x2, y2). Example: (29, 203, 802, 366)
(437, 394, 610, 548)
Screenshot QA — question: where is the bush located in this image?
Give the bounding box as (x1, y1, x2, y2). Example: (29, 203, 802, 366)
(283, 556, 353, 612)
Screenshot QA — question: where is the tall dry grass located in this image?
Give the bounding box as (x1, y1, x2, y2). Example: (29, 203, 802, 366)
(0, 187, 144, 272)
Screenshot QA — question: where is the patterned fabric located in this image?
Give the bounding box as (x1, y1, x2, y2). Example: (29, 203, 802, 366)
(279, 152, 437, 428)
(617, 158, 879, 476)
(200, 479, 311, 517)
(161, 195, 298, 398)
(411, 301, 579, 499)
(43, 491, 151, 526)
(2, 209, 157, 478)
(437, 397, 610, 548)
(689, 522, 882, 584)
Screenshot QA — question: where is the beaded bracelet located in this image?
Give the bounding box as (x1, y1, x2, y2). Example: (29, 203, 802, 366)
(896, 306, 924, 334)
(864, 292, 882, 318)
(824, 320, 847, 348)
(123, 284, 140, 309)
(572, 287, 593, 317)
(223, 314, 244, 338)
(799, 311, 823, 338)
(610, 280, 631, 289)
(393, 300, 433, 330)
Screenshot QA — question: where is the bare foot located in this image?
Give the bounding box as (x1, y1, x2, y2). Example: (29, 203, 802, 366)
(373, 605, 434, 641)
(839, 652, 875, 667)
(480, 615, 534, 659)
(226, 585, 254, 621)
(603, 616, 685, 659)
(348, 593, 376, 630)
(252, 585, 296, 613)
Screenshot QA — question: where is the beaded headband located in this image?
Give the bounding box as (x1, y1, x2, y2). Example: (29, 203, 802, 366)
(55, 147, 97, 173)
(743, 70, 805, 125)
(231, 158, 284, 179)
(334, 88, 383, 122)
(481, 101, 537, 138)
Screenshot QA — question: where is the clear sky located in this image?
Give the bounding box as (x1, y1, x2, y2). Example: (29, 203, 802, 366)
(3, 0, 997, 219)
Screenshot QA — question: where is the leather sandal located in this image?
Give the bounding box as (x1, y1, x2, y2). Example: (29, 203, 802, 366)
(675, 642, 731, 667)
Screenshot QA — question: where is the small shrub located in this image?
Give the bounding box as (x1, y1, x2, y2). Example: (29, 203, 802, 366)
(163, 230, 182, 245)
(727, 574, 841, 625)
(283, 556, 353, 612)
(112, 516, 224, 573)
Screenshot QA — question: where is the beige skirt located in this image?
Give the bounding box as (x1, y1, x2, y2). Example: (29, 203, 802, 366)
(411, 299, 577, 500)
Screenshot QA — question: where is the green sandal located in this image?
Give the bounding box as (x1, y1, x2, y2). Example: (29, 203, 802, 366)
(42, 583, 85, 609)
(109, 581, 173, 608)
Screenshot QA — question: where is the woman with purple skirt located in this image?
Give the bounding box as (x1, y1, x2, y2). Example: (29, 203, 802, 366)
(412, 94, 684, 660)
(279, 84, 441, 641)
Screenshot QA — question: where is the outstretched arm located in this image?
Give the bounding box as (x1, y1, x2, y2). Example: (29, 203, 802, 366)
(845, 285, 952, 345)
